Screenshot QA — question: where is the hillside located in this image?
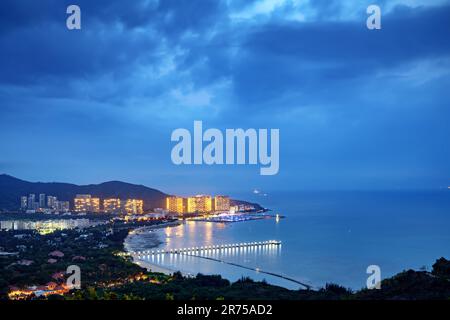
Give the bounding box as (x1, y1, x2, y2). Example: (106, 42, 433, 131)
(0, 174, 167, 211)
(0, 174, 263, 212)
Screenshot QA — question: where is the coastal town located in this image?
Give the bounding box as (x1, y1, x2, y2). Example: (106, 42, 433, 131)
(17, 193, 258, 217)
(1, 183, 450, 301)
(0, 217, 174, 300)
(0, 177, 446, 302)
(2, 216, 449, 301)
(0, 189, 271, 300)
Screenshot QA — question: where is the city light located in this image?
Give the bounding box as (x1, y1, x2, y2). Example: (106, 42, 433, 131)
(166, 195, 231, 215)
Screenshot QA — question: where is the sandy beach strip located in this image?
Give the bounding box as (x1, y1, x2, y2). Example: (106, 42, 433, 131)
(124, 220, 185, 276)
(133, 258, 176, 275)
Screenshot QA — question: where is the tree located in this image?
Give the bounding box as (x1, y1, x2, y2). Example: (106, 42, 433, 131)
(432, 257, 450, 278)
(165, 292, 174, 300)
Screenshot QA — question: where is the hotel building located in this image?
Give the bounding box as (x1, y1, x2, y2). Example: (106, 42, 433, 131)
(27, 194, 36, 210)
(21, 196, 27, 210)
(103, 198, 121, 213)
(55, 200, 70, 213)
(214, 195, 230, 212)
(74, 194, 100, 213)
(20, 194, 69, 212)
(187, 195, 212, 214)
(47, 196, 57, 209)
(39, 194, 46, 208)
(166, 196, 185, 215)
(125, 199, 144, 215)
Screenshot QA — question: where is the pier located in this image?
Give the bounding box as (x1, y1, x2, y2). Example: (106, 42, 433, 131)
(186, 253, 312, 290)
(130, 240, 281, 256)
(130, 240, 311, 290)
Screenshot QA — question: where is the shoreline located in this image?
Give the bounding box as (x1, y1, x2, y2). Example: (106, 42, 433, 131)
(124, 220, 183, 276)
(123, 218, 300, 286)
(133, 259, 177, 275)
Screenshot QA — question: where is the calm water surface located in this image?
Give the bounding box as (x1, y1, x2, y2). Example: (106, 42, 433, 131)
(133, 191, 450, 290)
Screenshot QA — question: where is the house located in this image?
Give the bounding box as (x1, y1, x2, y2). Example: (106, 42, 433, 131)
(17, 259, 34, 266)
(48, 250, 64, 258)
(72, 255, 86, 261)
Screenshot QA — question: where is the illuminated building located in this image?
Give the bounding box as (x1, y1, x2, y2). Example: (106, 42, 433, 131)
(103, 198, 121, 213)
(21, 196, 27, 210)
(39, 194, 46, 208)
(20, 194, 63, 212)
(166, 196, 185, 214)
(55, 201, 70, 213)
(74, 195, 89, 212)
(214, 195, 230, 212)
(90, 198, 100, 212)
(125, 199, 143, 215)
(47, 196, 57, 209)
(187, 195, 212, 214)
(229, 205, 239, 214)
(27, 194, 35, 210)
(74, 194, 100, 213)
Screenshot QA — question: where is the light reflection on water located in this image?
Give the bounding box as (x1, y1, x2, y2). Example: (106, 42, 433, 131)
(136, 220, 303, 289)
(133, 191, 450, 290)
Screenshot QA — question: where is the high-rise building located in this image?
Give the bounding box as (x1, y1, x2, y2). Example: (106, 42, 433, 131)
(187, 195, 212, 214)
(229, 205, 239, 214)
(91, 197, 100, 213)
(27, 194, 35, 210)
(74, 194, 100, 213)
(47, 196, 57, 209)
(21, 196, 27, 210)
(39, 194, 46, 208)
(103, 198, 121, 213)
(166, 196, 184, 214)
(55, 201, 70, 212)
(125, 199, 143, 215)
(214, 195, 230, 212)
(74, 195, 90, 213)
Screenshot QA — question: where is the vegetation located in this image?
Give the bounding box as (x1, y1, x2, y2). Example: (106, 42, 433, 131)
(0, 220, 167, 299)
(63, 258, 450, 300)
(1, 220, 449, 300)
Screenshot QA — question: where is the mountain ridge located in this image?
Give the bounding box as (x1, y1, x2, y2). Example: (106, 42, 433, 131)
(0, 174, 262, 212)
(0, 174, 168, 211)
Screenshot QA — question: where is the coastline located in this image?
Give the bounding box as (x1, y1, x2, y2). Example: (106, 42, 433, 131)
(133, 259, 177, 275)
(124, 220, 182, 276)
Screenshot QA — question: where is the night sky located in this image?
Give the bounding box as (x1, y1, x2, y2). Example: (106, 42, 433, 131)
(0, 0, 449, 195)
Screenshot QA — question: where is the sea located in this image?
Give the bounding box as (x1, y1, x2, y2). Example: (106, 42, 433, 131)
(126, 190, 450, 290)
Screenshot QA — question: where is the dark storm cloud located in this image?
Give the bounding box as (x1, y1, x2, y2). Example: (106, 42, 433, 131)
(231, 5, 450, 106)
(3, 1, 447, 104)
(0, 0, 449, 190)
(0, 0, 226, 86)
(0, 25, 159, 84)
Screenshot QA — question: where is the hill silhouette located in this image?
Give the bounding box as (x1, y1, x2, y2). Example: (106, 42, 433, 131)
(0, 174, 262, 212)
(0, 174, 167, 211)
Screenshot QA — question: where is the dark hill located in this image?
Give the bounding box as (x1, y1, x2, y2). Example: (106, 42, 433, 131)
(0, 174, 167, 211)
(0, 174, 263, 212)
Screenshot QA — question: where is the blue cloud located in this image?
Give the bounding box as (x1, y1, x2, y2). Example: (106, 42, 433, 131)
(0, 0, 449, 191)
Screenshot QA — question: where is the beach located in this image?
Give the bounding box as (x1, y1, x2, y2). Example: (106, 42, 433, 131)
(124, 221, 182, 276)
(123, 191, 450, 290)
